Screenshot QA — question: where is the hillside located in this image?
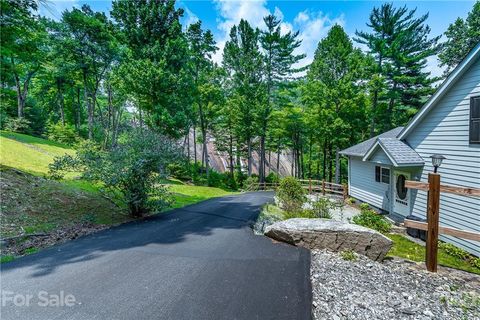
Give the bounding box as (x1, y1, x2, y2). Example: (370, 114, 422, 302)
(0, 132, 235, 260)
(0, 131, 75, 176)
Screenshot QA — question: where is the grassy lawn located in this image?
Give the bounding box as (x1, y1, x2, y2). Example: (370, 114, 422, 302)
(0, 131, 75, 176)
(167, 184, 236, 209)
(387, 234, 480, 275)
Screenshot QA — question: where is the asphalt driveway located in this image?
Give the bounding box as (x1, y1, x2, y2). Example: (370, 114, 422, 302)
(1, 192, 311, 320)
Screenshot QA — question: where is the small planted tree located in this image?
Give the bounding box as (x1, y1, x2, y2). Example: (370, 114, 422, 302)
(276, 177, 306, 213)
(49, 129, 184, 217)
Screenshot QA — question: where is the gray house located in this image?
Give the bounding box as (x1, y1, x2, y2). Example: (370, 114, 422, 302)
(341, 43, 480, 256)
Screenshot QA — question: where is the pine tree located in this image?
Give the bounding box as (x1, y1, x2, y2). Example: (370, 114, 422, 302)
(223, 20, 264, 176)
(186, 21, 218, 178)
(439, 2, 480, 73)
(355, 4, 440, 133)
(258, 14, 305, 182)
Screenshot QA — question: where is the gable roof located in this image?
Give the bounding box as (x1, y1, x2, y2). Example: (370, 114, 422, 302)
(398, 42, 480, 139)
(339, 127, 404, 157)
(363, 138, 424, 167)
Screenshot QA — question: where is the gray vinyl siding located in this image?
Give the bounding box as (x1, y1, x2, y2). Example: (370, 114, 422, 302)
(370, 148, 393, 165)
(348, 157, 391, 211)
(405, 57, 480, 256)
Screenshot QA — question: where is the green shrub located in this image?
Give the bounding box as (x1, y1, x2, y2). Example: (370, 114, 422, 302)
(3, 117, 32, 134)
(359, 203, 370, 211)
(49, 129, 183, 217)
(347, 197, 356, 204)
(352, 207, 391, 233)
(277, 177, 306, 213)
(340, 249, 357, 261)
(234, 170, 247, 188)
(310, 197, 332, 219)
(46, 122, 80, 145)
(207, 170, 224, 187)
(265, 172, 280, 184)
(471, 257, 480, 269)
(439, 242, 470, 260)
(243, 176, 259, 191)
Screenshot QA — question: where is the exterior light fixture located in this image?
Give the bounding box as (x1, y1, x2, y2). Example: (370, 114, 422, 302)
(430, 154, 446, 173)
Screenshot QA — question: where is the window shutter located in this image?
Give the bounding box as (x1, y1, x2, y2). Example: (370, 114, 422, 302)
(470, 96, 480, 144)
(375, 166, 380, 182)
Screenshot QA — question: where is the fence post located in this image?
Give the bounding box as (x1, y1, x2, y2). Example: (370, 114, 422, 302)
(343, 184, 348, 201)
(322, 180, 325, 195)
(309, 178, 312, 194)
(426, 173, 441, 272)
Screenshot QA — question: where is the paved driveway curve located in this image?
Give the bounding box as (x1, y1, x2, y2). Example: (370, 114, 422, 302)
(1, 192, 311, 320)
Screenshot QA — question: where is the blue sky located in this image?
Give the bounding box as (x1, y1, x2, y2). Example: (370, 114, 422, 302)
(40, 1, 476, 76)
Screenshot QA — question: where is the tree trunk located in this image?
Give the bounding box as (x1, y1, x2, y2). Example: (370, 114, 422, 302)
(267, 150, 271, 176)
(247, 137, 252, 176)
(193, 124, 197, 164)
(322, 141, 327, 180)
(328, 146, 333, 183)
(334, 146, 340, 184)
(308, 138, 313, 179)
(82, 70, 93, 140)
(259, 134, 265, 183)
(11, 59, 37, 119)
(203, 131, 209, 178)
(276, 139, 281, 174)
(290, 149, 294, 177)
(75, 87, 81, 131)
(57, 82, 65, 126)
(229, 133, 234, 176)
(187, 130, 190, 161)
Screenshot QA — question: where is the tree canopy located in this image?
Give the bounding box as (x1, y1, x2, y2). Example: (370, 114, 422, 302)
(1, 0, 474, 187)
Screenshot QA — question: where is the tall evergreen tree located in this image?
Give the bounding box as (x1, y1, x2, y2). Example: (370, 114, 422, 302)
(186, 21, 218, 178)
(307, 25, 368, 183)
(223, 20, 264, 176)
(258, 14, 305, 182)
(439, 2, 480, 73)
(355, 3, 440, 134)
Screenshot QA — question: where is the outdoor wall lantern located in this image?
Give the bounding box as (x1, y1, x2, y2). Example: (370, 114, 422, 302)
(430, 154, 446, 173)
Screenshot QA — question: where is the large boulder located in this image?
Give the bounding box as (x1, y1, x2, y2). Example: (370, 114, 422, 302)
(264, 218, 392, 261)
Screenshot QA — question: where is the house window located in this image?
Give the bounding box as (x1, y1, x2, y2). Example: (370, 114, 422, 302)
(375, 166, 390, 184)
(381, 167, 390, 184)
(470, 96, 480, 144)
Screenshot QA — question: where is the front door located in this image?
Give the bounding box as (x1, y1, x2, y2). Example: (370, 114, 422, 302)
(394, 172, 410, 216)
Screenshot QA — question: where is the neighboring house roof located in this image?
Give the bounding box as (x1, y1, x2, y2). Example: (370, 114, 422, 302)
(398, 42, 480, 139)
(363, 138, 424, 167)
(339, 127, 404, 157)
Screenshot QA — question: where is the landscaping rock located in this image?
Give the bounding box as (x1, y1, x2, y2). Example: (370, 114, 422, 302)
(310, 250, 480, 320)
(264, 218, 392, 261)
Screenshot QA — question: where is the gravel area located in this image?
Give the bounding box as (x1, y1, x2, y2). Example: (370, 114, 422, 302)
(311, 250, 480, 320)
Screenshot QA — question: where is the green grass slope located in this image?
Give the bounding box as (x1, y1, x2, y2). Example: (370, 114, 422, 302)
(0, 131, 74, 176)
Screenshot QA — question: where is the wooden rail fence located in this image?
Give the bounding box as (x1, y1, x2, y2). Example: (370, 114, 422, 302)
(404, 174, 480, 272)
(256, 179, 348, 199)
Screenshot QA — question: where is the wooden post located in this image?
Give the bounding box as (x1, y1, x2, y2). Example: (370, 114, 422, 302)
(309, 178, 312, 194)
(343, 184, 348, 201)
(322, 180, 325, 195)
(426, 173, 441, 272)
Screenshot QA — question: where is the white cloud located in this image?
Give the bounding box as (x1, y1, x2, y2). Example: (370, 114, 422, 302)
(38, 0, 79, 21)
(211, 1, 344, 69)
(183, 6, 199, 28)
(292, 10, 345, 69)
